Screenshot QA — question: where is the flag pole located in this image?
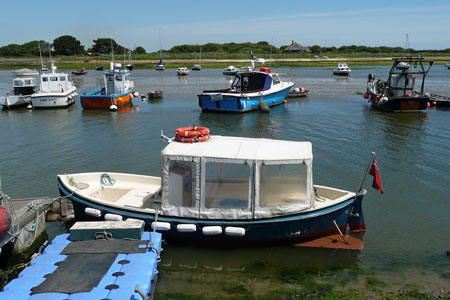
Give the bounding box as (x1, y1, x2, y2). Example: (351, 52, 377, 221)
(358, 152, 376, 193)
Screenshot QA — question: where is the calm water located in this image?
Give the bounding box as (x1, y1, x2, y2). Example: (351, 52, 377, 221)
(0, 65, 449, 296)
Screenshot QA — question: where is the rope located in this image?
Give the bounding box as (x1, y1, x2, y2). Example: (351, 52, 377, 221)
(100, 173, 115, 186)
(314, 187, 327, 202)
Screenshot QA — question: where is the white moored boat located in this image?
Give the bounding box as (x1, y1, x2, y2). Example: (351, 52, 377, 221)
(223, 66, 238, 75)
(0, 77, 37, 108)
(58, 131, 367, 244)
(332, 63, 352, 76)
(31, 63, 77, 108)
(177, 66, 190, 76)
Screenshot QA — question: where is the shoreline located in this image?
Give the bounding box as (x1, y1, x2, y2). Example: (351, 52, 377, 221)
(0, 56, 449, 69)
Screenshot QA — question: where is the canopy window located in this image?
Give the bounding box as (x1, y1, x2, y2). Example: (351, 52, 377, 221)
(259, 163, 307, 207)
(204, 162, 250, 209)
(161, 157, 201, 218)
(168, 160, 196, 208)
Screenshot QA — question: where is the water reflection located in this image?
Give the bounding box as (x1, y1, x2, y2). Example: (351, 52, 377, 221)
(157, 244, 361, 297)
(335, 76, 349, 85)
(177, 75, 188, 83)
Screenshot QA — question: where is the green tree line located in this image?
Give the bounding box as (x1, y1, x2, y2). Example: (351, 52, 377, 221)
(1, 35, 449, 57)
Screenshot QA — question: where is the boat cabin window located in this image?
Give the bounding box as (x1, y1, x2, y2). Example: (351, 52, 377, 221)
(168, 160, 196, 208)
(259, 163, 307, 207)
(241, 73, 267, 92)
(231, 76, 240, 89)
(59, 76, 66, 81)
(25, 80, 32, 85)
(204, 162, 250, 209)
(107, 75, 114, 81)
(50, 77, 58, 81)
(13, 80, 23, 87)
(42, 77, 48, 82)
(272, 75, 280, 85)
(124, 74, 129, 81)
(115, 75, 122, 81)
(242, 76, 249, 89)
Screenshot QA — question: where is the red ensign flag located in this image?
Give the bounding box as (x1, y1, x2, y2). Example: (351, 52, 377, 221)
(369, 156, 383, 193)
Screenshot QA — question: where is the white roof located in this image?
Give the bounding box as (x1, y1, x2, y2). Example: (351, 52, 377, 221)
(162, 135, 313, 161)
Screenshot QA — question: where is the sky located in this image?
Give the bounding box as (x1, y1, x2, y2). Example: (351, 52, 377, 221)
(1, 0, 449, 52)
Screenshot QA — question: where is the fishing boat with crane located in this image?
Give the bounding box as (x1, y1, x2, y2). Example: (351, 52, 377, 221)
(80, 62, 137, 111)
(364, 56, 433, 112)
(57, 126, 370, 244)
(198, 54, 294, 112)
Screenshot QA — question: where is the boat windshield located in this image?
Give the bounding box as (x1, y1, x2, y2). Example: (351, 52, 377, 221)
(231, 76, 240, 89)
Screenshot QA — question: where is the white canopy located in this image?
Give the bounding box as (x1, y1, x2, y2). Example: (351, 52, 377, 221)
(160, 136, 315, 220)
(162, 135, 313, 161)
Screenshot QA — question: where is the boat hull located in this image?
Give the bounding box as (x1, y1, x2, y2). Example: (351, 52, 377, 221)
(0, 95, 31, 108)
(333, 70, 351, 76)
(31, 90, 76, 108)
(198, 86, 292, 113)
(369, 95, 429, 112)
(81, 89, 133, 109)
(57, 178, 366, 244)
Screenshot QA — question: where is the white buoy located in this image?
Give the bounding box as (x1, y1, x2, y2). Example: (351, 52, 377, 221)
(104, 213, 123, 221)
(152, 221, 171, 231)
(202, 226, 222, 235)
(177, 224, 197, 232)
(132, 91, 139, 98)
(225, 227, 246, 236)
(85, 207, 102, 217)
(109, 105, 118, 111)
(27, 103, 32, 109)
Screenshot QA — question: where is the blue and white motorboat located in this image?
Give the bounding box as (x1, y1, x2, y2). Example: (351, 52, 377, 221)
(198, 57, 294, 112)
(0, 220, 162, 299)
(57, 132, 367, 245)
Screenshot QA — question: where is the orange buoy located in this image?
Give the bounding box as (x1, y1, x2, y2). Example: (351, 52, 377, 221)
(175, 126, 210, 143)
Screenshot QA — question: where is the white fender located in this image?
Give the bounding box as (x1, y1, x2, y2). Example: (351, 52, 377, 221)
(225, 227, 245, 236)
(104, 213, 123, 221)
(177, 224, 197, 232)
(202, 226, 222, 235)
(109, 105, 118, 111)
(152, 221, 171, 231)
(85, 207, 101, 217)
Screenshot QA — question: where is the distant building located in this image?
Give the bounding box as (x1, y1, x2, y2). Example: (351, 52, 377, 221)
(284, 40, 310, 53)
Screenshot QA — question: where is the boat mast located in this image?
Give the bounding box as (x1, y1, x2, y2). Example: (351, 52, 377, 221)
(39, 43, 44, 68)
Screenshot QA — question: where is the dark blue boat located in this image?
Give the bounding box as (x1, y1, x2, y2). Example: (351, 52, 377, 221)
(57, 135, 367, 244)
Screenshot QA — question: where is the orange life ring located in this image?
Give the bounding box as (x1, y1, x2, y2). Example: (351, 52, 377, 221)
(175, 134, 210, 143)
(175, 126, 210, 137)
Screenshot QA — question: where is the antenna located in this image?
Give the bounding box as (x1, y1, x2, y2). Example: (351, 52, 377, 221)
(111, 39, 114, 62)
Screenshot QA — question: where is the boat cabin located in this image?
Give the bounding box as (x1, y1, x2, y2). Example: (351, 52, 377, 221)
(39, 73, 73, 93)
(13, 77, 36, 95)
(231, 68, 280, 93)
(160, 136, 314, 220)
(104, 70, 132, 95)
(385, 57, 433, 97)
